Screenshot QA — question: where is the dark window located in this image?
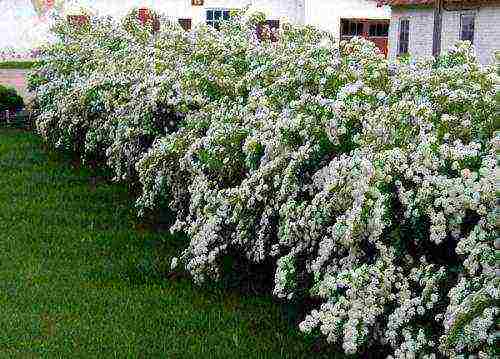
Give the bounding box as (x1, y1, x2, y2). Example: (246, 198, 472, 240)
(460, 14, 475, 43)
(206, 8, 231, 29)
(369, 23, 389, 37)
(256, 19, 280, 41)
(67, 15, 89, 26)
(398, 19, 410, 55)
(341, 19, 364, 37)
(266, 19, 280, 32)
(178, 18, 192, 31)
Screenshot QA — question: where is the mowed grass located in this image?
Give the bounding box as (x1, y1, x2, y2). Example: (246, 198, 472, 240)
(0, 129, 339, 359)
(0, 61, 38, 70)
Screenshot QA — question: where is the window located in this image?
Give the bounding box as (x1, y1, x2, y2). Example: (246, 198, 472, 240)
(369, 23, 389, 37)
(256, 19, 280, 41)
(341, 19, 364, 37)
(206, 8, 231, 30)
(67, 15, 89, 26)
(266, 19, 280, 30)
(179, 18, 192, 31)
(460, 14, 475, 44)
(398, 19, 410, 55)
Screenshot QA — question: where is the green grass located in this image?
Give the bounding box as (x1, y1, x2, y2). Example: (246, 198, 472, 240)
(0, 129, 339, 358)
(0, 61, 38, 70)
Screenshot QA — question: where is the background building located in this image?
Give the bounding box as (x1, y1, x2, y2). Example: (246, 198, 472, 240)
(385, 0, 500, 65)
(307, 0, 390, 53)
(0, 0, 391, 56)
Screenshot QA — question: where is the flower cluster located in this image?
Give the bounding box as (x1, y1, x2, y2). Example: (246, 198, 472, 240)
(29, 10, 498, 358)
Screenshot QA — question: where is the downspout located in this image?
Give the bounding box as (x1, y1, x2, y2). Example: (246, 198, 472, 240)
(432, 0, 443, 56)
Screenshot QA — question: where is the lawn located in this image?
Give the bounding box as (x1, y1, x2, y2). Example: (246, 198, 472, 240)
(0, 128, 336, 358)
(0, 61, 38, 70)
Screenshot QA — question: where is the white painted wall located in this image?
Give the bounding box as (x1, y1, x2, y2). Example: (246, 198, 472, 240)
(0, 0, 305, 53)
(388, 4, 500, 66)
(248, 0, 305, 24)
(306, 0, 390, 41)
(90, 0, 305, 26)
(186, 0, 305, 26)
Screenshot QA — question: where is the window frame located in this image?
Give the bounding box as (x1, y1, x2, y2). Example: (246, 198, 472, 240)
(460, 12, 475, 44)
(341, 19, 365, 37)
(398, 18, 410, 55)
(368, 22, 389, 38)
(206, 8, 232, 29)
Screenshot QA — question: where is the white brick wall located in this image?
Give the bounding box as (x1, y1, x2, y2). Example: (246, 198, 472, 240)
(388, 6, 434, 60)
(388, 4, 500, 66)
(441, 5, 500, 66)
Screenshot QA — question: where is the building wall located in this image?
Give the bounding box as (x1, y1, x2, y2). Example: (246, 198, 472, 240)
(388, 6, 434, 60)
(250, 0, 305, 24)
(0, 0, 391, 53)
(440, 4, 500, 66)
(188, 0, 305, 26)
(0, 0, 305, 52)
(89, 0, 305, 25)
(306, 0, 390, 41)
(388, 4, 500, 66)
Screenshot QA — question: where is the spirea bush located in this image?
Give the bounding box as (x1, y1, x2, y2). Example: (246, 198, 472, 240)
(28, 9, 498, 358)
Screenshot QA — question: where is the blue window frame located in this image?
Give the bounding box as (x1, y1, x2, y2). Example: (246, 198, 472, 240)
(206, 8, 231, 29)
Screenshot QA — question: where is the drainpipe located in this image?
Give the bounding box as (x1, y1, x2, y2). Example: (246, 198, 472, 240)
(432, 0, 443, 57)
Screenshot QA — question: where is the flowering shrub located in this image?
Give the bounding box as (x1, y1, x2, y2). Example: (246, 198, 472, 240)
(29, 10, 498, 358)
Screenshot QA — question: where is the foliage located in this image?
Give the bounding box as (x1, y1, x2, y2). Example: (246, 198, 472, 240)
(28, 10, 498, 358)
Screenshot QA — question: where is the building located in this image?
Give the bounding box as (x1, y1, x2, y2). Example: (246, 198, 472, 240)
(0, 0, 391, 56)
(307, 0, 391, 55)
(383, 0, 500, 65)
(64, 0, 306, 29)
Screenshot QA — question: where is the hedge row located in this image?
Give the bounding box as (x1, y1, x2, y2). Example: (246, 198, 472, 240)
(28, 10, 498, 358)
